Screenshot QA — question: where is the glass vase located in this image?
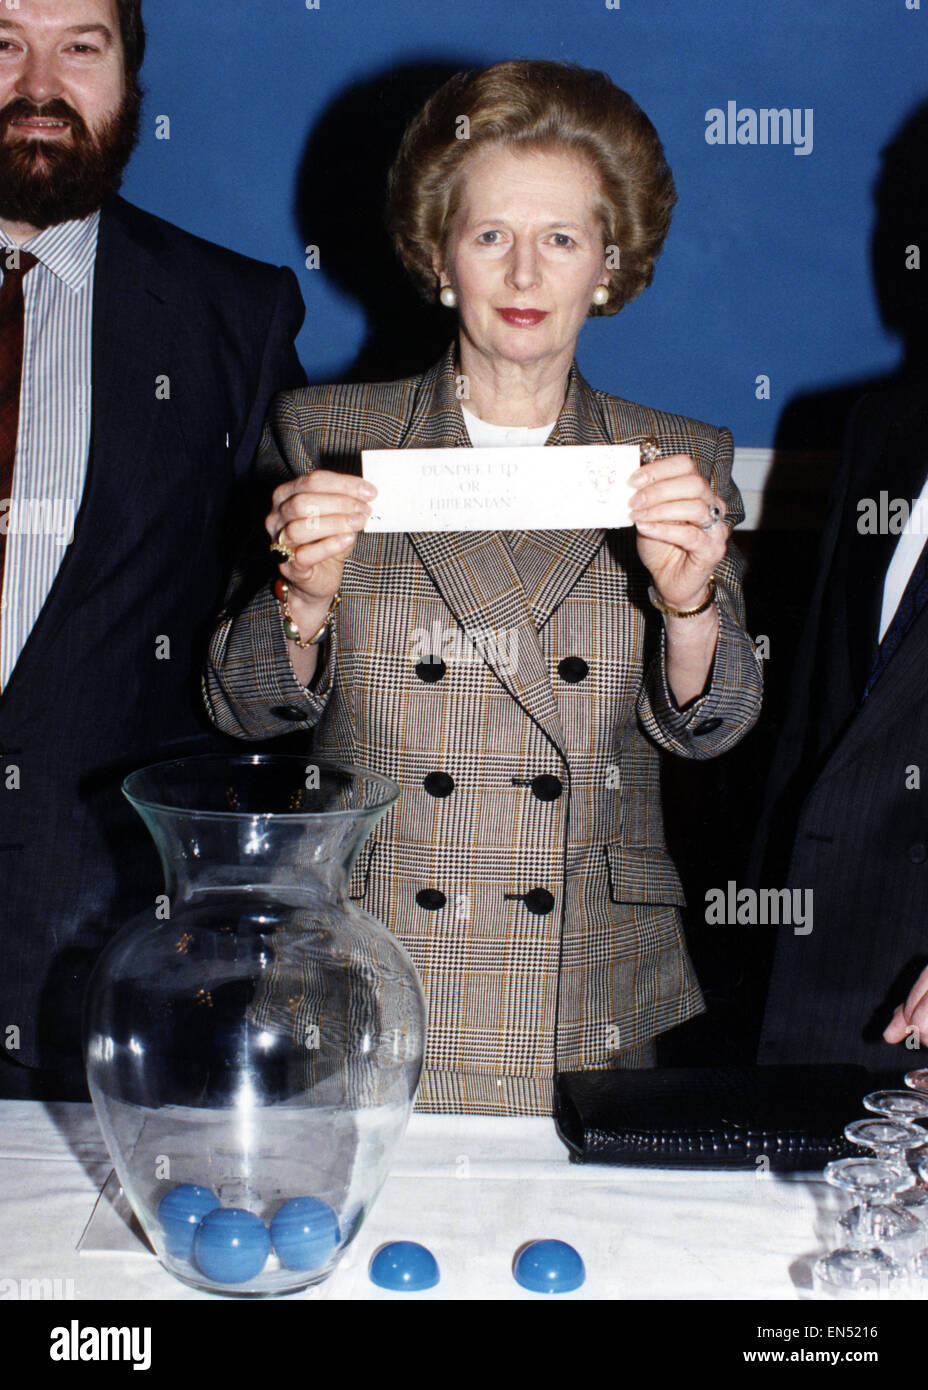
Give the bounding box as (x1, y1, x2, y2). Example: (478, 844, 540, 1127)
(83, 755, 426, 1297)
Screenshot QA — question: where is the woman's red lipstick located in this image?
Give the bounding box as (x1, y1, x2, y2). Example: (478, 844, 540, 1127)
(496, 308, 548, 327)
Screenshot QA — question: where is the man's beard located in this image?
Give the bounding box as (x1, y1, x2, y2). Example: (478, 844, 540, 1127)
(0, 82, 141, 229)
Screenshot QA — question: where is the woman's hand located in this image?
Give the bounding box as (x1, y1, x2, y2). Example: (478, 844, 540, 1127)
(628, 454, 727, 609)
(267, 471, 375, 610)
(266, 471, 374, 686)
(628, 452, 726, 707)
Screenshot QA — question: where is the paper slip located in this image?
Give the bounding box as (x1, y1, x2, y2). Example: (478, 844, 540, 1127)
(361, 444, 639, 531)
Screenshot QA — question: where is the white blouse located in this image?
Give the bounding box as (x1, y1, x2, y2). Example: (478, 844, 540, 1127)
(461, 404, 556, 448)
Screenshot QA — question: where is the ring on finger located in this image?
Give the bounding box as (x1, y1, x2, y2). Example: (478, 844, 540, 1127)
(270, 529, 296, 562)
(699, 503, 723, 531)
(640, 436, 661, 466)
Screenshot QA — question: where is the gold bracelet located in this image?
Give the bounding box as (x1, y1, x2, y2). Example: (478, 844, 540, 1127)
(648, 576, 716, 619)
(275, 580, 340, 648)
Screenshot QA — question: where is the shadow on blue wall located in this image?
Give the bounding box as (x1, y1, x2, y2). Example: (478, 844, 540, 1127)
(772, 93, 928, 457)
(294, 60, 483, 386)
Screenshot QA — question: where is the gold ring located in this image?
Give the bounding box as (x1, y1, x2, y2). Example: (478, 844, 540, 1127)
(270, 530, 296, 562)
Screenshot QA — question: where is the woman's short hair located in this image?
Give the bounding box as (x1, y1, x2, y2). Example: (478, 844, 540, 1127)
(388, 59, 677, 316)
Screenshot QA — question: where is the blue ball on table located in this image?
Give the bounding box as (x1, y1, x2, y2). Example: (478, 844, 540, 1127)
(513, 1240, 585, 1294)
(369, 1241, 439, 1291)
(270, 1196, 340, 1272)
(157, 1184, 222, 1260)
(193, 1207, 270, 1284)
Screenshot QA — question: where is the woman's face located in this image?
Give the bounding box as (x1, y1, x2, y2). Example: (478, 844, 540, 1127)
(433, 143, 608, 376)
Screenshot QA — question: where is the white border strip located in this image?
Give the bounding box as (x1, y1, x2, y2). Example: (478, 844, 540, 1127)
(732, 447, 839, 531)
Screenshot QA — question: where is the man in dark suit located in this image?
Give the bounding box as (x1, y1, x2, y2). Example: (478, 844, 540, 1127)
(0, 0, 305, 1099)
(754, 374, 928, 1076)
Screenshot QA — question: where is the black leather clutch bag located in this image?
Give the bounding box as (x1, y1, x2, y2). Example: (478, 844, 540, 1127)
(555, 1065, 869, 1171)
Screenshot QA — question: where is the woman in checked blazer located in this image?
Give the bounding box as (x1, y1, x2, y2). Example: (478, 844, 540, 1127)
(204, 60, 763, 1116)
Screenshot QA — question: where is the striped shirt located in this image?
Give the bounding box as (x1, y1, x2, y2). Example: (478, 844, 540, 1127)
(0, 212, 99, 691)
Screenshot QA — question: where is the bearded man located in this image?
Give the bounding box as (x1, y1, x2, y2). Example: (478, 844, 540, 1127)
(0, 0, 306, 1098)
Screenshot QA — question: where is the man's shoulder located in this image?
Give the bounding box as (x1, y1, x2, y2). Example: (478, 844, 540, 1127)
(99, 196, 294, 291)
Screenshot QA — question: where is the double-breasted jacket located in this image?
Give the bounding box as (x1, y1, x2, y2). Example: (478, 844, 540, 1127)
(204, 345, 763, 1114)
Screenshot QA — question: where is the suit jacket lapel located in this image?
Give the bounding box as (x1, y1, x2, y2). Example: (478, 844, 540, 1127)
(0, 201, 189, 711)
(843, 397, 928, 700)
(9, 203, 188, 657)
(818, 385, 928, 782)
(512, 365, 626, 626)
(82, 198, 197, 554)
(818, 597, 928, 784)
(399, 351, 560, 750)
(399, 347, 637, 754)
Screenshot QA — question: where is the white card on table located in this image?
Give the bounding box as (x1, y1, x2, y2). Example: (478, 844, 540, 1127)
(361, 444, 638, 532)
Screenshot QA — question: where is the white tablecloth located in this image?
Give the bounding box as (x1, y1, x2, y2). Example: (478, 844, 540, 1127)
(0, 1100, 841, 1300)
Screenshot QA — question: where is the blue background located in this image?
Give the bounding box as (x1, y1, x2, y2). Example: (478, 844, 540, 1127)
(122, 0, 927, 448)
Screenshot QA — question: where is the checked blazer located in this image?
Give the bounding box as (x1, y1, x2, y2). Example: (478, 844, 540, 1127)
(204, 344, 763, 1115)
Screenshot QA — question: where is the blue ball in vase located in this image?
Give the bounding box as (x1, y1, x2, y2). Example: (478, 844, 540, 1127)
(157, 1184, 222, 1260)
(270, 1196, 340, 1272)
(193, 1207, 270, 1284)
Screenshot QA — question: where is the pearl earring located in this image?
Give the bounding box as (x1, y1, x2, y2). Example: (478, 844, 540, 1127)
(591, 285, 610, 307)
(439, 285, 458, 309)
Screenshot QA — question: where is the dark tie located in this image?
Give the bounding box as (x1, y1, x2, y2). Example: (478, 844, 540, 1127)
(0, 248, 39, 658)
(862, 527, 928, 699)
